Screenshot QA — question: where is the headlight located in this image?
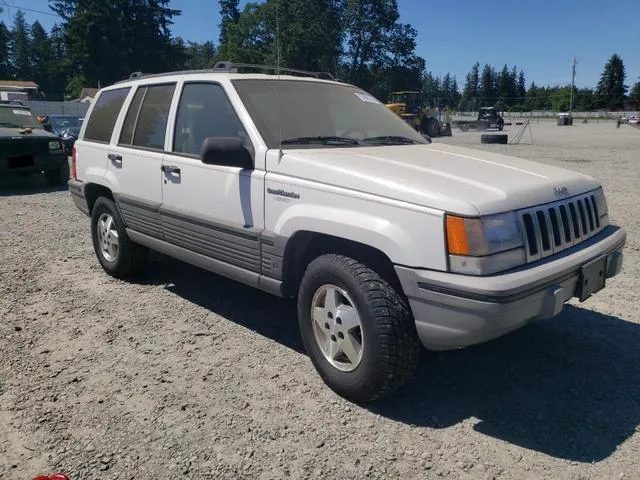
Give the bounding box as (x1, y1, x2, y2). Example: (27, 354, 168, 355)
(49, 141, 62, 151)
(592, 187, 608, 221)
(446, 212, 526, 275)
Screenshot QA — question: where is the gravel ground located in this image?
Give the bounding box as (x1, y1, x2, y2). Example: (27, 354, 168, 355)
(1, 122, 639, 480)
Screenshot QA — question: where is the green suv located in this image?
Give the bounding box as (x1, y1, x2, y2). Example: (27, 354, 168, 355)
(0, 101, 69, 185)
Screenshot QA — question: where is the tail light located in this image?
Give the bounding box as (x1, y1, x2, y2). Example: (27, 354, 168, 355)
(70, 147, 77, 180)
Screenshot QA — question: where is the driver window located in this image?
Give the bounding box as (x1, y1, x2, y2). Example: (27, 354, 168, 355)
(173, 83, 247, 157)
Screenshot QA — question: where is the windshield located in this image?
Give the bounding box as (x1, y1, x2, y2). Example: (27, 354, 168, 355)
(0, 107, 41, 129)
(232, 79, 427, 149)
(50, 116, 83, 131)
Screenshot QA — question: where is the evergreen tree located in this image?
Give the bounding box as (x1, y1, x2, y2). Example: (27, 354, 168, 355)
(517, 70, 526, 99)
(461, 62, 480, 110)
(630, 81, 640, 109)
(29, 22, 53, 92)
(11, 11, 31, 80)
(479, 64, 495, 105)
(0, 21, 11, 78)
(49, 0, 183, 86)
(595, 53, 627, 110)
(218, 0, 240, 60)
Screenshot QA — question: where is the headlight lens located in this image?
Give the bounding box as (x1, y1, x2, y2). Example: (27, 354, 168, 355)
(49, 141, 62, 151)
(593, 187, 608, 220)
(446, 212, 523, 256)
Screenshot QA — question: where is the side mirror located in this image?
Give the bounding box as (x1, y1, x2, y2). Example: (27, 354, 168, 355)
(200, 137, 253, 169)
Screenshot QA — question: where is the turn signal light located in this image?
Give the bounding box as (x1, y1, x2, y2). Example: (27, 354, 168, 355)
(446, 215, 470, 255)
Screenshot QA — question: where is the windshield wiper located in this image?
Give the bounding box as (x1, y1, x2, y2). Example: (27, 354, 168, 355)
(0, 122, 22, 128)
(363, 135, 423, 145)
(281, 136, 361, 146)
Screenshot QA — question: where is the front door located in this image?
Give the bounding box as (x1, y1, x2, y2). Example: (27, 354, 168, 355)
(107, 83, 177, 239)
(160, 81, 265, 274)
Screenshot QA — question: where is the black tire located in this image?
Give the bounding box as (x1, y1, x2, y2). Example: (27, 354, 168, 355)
(44, 163, 69, 186)
(91, 197, 148, 279)
(481, 133, 508, 144)
(297, 254, 420, 403)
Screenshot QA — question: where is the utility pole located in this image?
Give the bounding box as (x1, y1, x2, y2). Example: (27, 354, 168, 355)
(569, 57, 576, 118)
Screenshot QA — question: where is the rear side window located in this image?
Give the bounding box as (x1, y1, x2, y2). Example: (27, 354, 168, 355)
(125, 83, 175, 150)
(84, 87, 130, 143)
(119, 87, 145, 145)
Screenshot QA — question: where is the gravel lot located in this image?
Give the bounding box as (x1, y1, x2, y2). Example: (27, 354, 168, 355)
(1, 122, 639, 480)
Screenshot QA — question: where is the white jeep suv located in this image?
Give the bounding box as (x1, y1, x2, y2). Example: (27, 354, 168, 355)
(69, 63, 626, 402)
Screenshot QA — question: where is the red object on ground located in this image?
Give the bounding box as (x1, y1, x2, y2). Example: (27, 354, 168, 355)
(32, 475, 69, 480)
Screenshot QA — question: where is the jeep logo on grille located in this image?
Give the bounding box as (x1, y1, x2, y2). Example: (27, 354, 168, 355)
(553, 186, 569, 198)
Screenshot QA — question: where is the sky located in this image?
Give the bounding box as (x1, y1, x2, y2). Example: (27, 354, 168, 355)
(5, 0, 640, 90)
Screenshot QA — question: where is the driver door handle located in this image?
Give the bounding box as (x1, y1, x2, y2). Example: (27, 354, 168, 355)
(108, 153, 122, 164)
(161, 165, 181, 175)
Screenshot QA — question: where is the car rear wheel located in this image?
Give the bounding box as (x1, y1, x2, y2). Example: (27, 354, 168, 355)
(297, 254, 420, 403)
(91, 197, 148, 279)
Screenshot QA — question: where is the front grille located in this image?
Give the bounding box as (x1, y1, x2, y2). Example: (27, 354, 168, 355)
(518, 191, 605, 262)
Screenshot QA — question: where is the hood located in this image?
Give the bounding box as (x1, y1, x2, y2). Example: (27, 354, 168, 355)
(274, 143, 600, 216)
(0, 126, 59, 140)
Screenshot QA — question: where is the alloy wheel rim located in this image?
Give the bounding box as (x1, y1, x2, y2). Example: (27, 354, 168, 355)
(311, 284, 364, 372)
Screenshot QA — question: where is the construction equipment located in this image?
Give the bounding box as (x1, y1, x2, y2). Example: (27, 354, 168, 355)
(384, 91, 450, 137)
(453, 106, 505, 131)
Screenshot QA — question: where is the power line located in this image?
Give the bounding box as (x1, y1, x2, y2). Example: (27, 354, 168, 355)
(0, 2, 62, 18)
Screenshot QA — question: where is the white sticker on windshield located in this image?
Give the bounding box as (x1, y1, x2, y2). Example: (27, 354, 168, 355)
(12, 109, 32, 116)
(354, 92, 381, 104)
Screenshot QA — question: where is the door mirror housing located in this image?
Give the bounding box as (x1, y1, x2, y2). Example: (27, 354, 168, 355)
(200, 137, 253, 169)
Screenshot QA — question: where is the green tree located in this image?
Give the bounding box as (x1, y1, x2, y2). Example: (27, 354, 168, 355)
(217, 0, 240, 60)
(421, 71, 439, 106)
(479, 64, 496, 106)
(460, 62, 480, 110)
(342, 0, 424, 98)
(11, 10, 31, 80)
(595, 53, 627, 110)
(550, 86, 572, 112)
(29, 22, 54, 93)
(262, 0, 344, 73)
(630, 81, 640, 109)
(49, 0, 183, 86)
(517, 70, 526, 99)
(183, 40, 217, 70)
(0, 21, 11, 78)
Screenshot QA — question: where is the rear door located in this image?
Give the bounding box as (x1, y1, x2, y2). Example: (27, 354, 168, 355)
(106, 82, 177, 239)
(76, 87, 130, 185)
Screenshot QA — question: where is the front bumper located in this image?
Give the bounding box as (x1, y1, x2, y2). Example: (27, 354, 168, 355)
(1, 152, 67, 172)
(396, 225, 626, 350)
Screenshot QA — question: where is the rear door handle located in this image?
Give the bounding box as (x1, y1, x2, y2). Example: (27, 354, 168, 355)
(161, 165, 181, 174)
(108, 153, 122, 163)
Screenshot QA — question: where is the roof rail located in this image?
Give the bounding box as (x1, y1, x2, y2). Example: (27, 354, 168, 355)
(219, 62, 336, 80)
(115, 61, 339, 84)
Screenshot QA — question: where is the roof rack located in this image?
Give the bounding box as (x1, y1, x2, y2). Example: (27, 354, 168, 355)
(116, 61, 338, 84)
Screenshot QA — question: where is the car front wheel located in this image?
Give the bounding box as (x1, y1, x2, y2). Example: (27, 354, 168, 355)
(297, 254, 420, 403)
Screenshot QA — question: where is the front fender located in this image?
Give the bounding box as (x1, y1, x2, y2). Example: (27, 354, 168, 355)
(267, 190, 447, 270)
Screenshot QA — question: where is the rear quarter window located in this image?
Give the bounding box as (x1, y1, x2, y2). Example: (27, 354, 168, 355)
(83, 87, 131, 143)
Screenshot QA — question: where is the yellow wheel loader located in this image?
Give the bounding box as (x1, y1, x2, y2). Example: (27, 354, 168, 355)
(384, 91, 451, 137)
